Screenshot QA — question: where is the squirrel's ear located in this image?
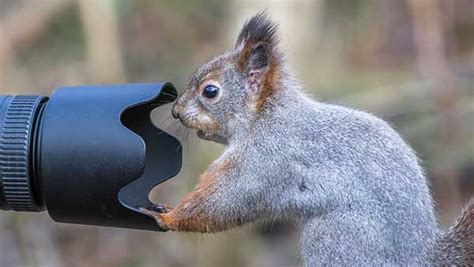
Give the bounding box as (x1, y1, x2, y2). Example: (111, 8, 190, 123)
(236, 13, 283, 111)
(235, 13, 280, 74)
(248, 42, 270, 72)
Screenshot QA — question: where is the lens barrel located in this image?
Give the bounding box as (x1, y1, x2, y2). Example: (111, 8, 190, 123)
(0, 95, 47, 211)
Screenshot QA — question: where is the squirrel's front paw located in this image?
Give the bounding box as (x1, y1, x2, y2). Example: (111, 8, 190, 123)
(139, 204, 174, 232)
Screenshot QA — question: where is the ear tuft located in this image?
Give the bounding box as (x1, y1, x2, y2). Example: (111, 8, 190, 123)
(236, 12, 280, 73)
(236, 12, 279, 50)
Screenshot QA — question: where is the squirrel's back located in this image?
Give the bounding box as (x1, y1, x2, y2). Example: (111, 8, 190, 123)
(257, 93, 438, 264)
(432, 199, 474, 265)
(277, 95, 473, 265)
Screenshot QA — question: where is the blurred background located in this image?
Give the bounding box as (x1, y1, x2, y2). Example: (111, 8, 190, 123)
(0, 0, 472, 266)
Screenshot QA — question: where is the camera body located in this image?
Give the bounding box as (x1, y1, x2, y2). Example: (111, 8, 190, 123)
(0, 83, 182, 231)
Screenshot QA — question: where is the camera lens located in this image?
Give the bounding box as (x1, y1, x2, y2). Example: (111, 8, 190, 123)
(0, 83, 181, 231)
(0, 95, 47, 212)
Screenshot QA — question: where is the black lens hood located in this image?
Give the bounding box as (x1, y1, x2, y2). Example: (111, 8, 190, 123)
(0, 82, 182, 231)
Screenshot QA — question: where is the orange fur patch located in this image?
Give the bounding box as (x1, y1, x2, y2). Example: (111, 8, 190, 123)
(255, 58, 281, 112)
(237, 45, 253, 73)
(160, 157, 235, 233)
(237, 43, 282, 113)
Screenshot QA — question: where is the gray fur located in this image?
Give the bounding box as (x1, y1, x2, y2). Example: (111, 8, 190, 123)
(169, 13, 473, 266)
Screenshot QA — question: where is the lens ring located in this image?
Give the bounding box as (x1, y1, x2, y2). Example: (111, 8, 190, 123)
(0, 96, 44, 211)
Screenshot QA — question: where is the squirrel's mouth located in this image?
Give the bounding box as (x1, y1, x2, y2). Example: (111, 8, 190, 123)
(175, 114, 227, 144)
(197, 130, 228, 145)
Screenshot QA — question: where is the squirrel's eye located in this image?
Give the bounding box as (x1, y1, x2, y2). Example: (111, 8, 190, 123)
(203, 85, 219, 99)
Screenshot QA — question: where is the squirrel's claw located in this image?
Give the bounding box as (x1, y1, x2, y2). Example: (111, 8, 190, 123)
(150, 203, 172, 213)
(139, 204, 173, 232)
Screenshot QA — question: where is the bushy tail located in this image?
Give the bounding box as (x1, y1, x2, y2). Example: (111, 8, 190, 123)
(433, 198, 474, 265)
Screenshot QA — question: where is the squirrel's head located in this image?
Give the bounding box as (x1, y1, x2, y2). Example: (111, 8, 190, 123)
(172, 13, 284, 144)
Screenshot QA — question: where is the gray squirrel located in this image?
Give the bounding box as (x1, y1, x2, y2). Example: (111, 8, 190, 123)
(141, 13, 474, 266)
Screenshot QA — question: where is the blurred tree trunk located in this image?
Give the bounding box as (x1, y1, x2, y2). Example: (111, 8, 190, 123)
(0, 0, 71, 91)
(407, 0, 462, 224)
(21, 218, 61, 267)
(78, 0, 126, 83)
(226, 0, 324, 84)
(0, 216, 23, 267)
(0, 30, 13, 90)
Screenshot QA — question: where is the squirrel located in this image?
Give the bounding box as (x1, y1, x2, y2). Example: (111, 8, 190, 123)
(141, 13, 474, 266)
